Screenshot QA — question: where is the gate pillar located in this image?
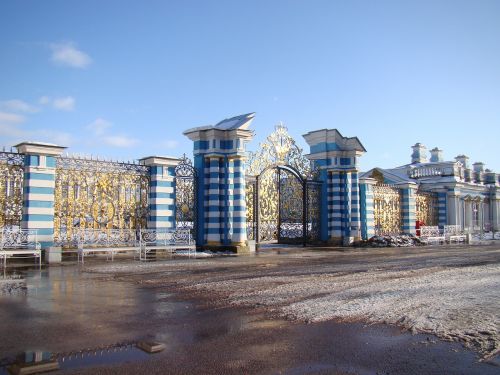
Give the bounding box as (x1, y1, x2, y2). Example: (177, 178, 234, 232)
(303, 129, 366, 245)
(359, 177, 377, 240)
(184, 113, 255, 251)
(397, 182, 418, 235)
(15, 142, 66, 249)
(139, 156, 180, 230)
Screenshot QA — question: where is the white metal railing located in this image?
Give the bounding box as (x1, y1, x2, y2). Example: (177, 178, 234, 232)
(0, 228, 40, 250)
(139, 228, 195, 260)
(0, 228, 41, 268)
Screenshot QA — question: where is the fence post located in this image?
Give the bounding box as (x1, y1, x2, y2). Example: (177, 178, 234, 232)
(183, 114, 254, 251)
(303, 129, 366, 246)
(15, 142, 66, 249)
(139, 156, 180, 231)
(359, 177, 376, 240)
(397, 182, 418, 235)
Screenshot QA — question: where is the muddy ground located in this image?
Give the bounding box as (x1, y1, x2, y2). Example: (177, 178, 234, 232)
(0, 243, 499, 374)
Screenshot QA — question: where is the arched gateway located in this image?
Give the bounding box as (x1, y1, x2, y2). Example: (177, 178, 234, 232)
(245, 123, 322, 245)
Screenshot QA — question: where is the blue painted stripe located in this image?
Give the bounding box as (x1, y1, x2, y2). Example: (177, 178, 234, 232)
(23, 187, 54, 194)
(152, 180, 174, 187)
(26, 200, 54, 208)
(25, 172, 55, 181)
(22, 214, 54, 221)
(150, 192, 173, 199)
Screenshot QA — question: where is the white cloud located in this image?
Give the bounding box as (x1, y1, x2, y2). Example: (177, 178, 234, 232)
(53, 96, 75, 111)
(163, 140, 179, 149)
(0, 111, 25, 124)
(1, 100, 39, 113)
(50, 42, 92, 68)
(39, 96, 51, 105)
(103, 135, 138, 148)
(86, 118, 112, 136)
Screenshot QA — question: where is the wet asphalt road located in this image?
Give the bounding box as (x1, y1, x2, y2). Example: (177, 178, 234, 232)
(0, 243, 499, 374)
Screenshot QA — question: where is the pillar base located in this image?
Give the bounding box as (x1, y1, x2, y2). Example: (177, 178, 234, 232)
(202, 242, 251, 254)
(45, 246, 62, 264)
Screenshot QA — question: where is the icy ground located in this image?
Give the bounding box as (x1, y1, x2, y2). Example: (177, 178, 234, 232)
(86, 245, 500, 359)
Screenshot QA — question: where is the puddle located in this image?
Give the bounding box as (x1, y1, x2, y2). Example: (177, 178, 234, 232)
(0, 344, 153, 375)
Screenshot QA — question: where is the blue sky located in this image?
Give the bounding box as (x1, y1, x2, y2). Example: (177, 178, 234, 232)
(1, 0, 499, 171)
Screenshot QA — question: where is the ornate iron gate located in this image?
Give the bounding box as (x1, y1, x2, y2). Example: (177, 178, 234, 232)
(53, 156, 149, 247)
(415, 190, 438, 226)
(0, 151, 24, 229)
(373, 184, 402, 235)
(245, 123, 322, 245)
(174, 154, 197, 239)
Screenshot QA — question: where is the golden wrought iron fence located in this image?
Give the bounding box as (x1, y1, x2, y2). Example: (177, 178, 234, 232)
(373, 184, 402, 235)
(415, 190, 438, 226)
(53, 156, 149, 247)
(0, 151, 24, 229)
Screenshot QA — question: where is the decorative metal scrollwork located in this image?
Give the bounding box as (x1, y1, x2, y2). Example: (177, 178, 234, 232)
(279, 169, 304, 242)
(245, 178, 256, 240)
(245, 122, 318, 179)
(0, 151, 24, 229)
(373, 184, 402, 235)
(175, 154, 197, 238)
(53, 156, 149, 247)
(415, 191, 438, 226)
(244, 123, 323, 244)
(306, 182, 322, 241)
(258, 168, 279, 242)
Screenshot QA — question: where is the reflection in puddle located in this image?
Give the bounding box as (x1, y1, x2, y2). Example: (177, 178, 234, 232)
(0, 344, 153, 375)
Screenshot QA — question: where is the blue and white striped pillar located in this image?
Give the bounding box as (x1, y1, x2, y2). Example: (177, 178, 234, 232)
(230, 157, 247, 245)
(183, 113, 255, 251)
(329, 171, 342, 240)
(398, 182, 418, 235)
(350, 171, 361, 239)
(359, 177, 376, 240)
(15, 142, 66, 249)
(139, 156, 179, 230)
(207, 156, 222, 245)
(303, 128, 367, 246)
(437, 190, 447, 228)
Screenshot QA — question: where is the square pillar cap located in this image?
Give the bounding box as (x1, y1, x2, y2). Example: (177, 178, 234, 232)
(139, 155, 180, 167)
(15, 141, 66, 156)
(394, 182, 418, 189)
(359, 177, 378, 185)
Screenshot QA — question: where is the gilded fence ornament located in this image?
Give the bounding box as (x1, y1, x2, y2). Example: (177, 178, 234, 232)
(53, 156, 149, 247)
(415, 191, 438, 226)
(245, 122, 317, 179)
(174, 154, 197, 237)
(0, 151, 24, 228)
(373, 184, 402, 235)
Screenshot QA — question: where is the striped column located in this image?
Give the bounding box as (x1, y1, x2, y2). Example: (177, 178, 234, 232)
(207, 157, 221, 244)
(399, 183, 417, 235)
(343, 172, 352, 240)
(16, 143, 66, 249)
(359, 178, 376, 240)
(139, 157, 179, 230)
(350, 171, 360, 239)
(329, 171, 342, 239)
(437, 191, 447, 228)
(231, 157, 247, 244)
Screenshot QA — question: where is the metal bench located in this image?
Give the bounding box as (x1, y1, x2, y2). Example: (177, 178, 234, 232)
(76, 229, 139, 264)
(139, 229, 196, 260)
(419, 226, 445, 244)
(0, 228, 41, 268)
(443, 225, 466, 243)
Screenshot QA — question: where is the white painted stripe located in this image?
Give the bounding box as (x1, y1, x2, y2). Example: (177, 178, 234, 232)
(149, 209, 174, 216)
(24, 193, 54, 201)
(151, 198, 174, 205)
(151, 186, 174, 194)
(24, 207, 55, 215)
(26, 180, 55, 188)
(23, 222, 54, 229)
